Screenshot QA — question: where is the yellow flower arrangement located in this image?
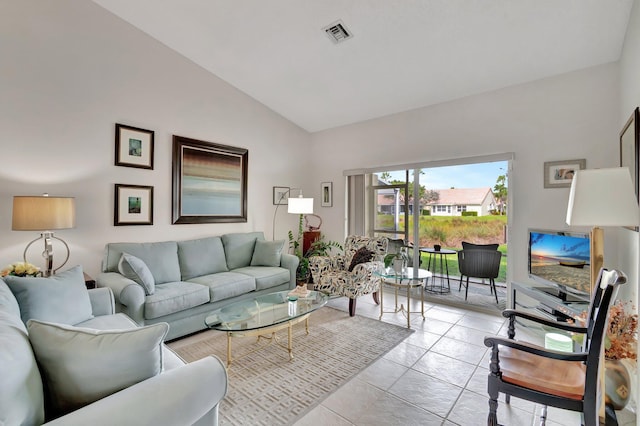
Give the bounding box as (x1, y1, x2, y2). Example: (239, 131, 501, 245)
(0, 261, 41, 277)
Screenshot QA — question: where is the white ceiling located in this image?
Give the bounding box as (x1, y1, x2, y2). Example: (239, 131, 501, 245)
(93, 0, 633, 132)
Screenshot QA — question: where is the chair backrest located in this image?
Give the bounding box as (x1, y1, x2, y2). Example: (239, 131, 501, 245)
(461, 241, 499, 251)
(457, 249, 501, 278)
(582, 268, 626, 399)
(344, 235, 388, 261)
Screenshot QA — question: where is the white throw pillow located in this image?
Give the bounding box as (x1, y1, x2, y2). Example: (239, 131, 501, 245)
(118, 252, 155, 295)
(27, 319, 168, 417)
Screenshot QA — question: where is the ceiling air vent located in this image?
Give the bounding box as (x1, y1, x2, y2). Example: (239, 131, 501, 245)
(323, 20, 353, 44)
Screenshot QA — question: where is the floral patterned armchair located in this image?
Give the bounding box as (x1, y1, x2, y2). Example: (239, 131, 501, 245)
(309, 235, 388, 316)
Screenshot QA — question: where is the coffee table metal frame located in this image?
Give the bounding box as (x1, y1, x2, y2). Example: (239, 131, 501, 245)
(204, 290, 328, 366)
(377, 267, 432, 329)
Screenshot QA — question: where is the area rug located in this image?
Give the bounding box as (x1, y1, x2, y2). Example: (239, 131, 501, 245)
(167, 307, 413, 425)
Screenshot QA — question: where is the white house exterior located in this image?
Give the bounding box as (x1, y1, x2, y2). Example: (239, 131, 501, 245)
(427, 187, 497, 216)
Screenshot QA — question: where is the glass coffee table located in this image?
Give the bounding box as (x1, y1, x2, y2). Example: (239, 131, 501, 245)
(204, 290, 328, 366)
(375, 267, 432, 329)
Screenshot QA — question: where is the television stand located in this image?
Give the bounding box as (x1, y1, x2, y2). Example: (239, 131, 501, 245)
(533, 287, 587, 303)
(511, 281, 589, 322)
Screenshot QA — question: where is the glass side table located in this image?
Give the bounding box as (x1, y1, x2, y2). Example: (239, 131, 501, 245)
(375, 267, 432, 329)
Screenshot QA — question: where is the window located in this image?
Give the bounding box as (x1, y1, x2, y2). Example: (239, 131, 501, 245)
(457, 205, 467, 212)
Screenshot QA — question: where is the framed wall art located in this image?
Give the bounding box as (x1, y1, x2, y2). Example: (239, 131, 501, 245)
(115, 123, 154, 169)
(321, 182, 333, 207)
(620, 107, 639, 202)
(273, 186, 290, 205)
(543, 159, 586, 189)
(172, 135, 248, 224)
(114, 184, 153, 226)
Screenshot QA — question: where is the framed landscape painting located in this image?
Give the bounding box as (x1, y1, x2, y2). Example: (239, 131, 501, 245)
(172, 135, 248, 224)
(114, 184, 153, 226)
(115, 123, 154, 169)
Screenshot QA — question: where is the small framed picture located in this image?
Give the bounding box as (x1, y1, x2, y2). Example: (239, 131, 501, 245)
(273, 186, 290, 205)
(321, 182, 333, 207)
(114, 184, 153, 226)
(115, 123, 154, 169)
(543, 159, 586, 189)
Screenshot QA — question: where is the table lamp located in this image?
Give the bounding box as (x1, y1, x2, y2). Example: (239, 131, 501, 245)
(12, 194, 76, 277)
(566, 167, 639, 290)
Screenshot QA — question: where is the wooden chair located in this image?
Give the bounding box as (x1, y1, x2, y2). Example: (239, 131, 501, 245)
(484, 268, 627, 426)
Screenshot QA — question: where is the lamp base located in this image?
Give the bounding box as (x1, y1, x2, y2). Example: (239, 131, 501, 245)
(23, 232, 70, 277)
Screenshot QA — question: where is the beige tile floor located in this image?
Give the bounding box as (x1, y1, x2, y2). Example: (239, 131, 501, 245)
(293, 287, 637, 426)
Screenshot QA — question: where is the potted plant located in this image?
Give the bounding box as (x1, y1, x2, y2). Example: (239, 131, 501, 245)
(603, 300, 637, 410)
(573, 300, 638, 410)
(288, 228, 342, 284)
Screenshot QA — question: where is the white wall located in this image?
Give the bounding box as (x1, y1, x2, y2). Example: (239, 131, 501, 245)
(620, 0, 640, 307)
(310, 62, 621, 289)
(619, 0, 640, 417)
(0, 1, 312, 277)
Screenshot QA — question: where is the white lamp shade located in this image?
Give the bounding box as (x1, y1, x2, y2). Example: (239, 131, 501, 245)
(12, 196, 76, 230)
(566, 167, 639, 227)
(288, 197, 314, 214)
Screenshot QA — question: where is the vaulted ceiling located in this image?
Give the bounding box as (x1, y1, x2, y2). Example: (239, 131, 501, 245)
(93, 0, 633, 132)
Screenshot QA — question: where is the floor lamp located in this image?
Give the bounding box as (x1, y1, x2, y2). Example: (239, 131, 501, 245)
(12, 195, 76, 277)
(272, 188, 314, 240)
(565, 167, 639, 422)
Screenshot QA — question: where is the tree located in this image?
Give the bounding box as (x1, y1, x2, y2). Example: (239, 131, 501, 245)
(493, 174, 508, 215)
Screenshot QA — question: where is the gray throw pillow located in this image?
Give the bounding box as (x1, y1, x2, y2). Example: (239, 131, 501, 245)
(251, 240, 285, 267)
(4, 265, 93, 326)
(27, 319, 168, 417)
(118, 252, 155, 295)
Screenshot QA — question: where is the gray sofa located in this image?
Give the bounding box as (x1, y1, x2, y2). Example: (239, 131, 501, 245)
(97, 232, 298, 340)
(0, 274, 227, 425)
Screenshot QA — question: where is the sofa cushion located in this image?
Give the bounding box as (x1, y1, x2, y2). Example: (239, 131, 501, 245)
(177, 236, 229, 280)
(27, 319, 168, 418)
(251, 239, 285, 267)
(233, 266, 291, 291)
(4, 265, 93, 326)
(75, 313, 186, 371)
(222, 232, 265, 270)
(188, 272, 257, 303)
(102, 241, 181, 284)
(118, 252, 155, 295)
(0, 281, 45, 426)
(144, 282, 210, 320)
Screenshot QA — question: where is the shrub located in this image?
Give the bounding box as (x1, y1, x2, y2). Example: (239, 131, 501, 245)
(461, 211, 478, 217)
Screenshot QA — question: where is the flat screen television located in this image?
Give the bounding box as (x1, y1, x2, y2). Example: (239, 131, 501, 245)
(527, 228, 591, 303)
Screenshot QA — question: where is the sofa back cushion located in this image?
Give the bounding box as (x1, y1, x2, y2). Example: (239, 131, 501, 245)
(178, 236, 229, 280)
(0, 280, 45, 426)
(102, 241, 181, 284)
(222, 232, 265, 270)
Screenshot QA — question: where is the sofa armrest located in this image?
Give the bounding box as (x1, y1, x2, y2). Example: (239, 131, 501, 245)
(280, 253, 299, 289)
(43, 356, 228, 426)
(96, 272, 146, 325)
(87, 288, 115, 316)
